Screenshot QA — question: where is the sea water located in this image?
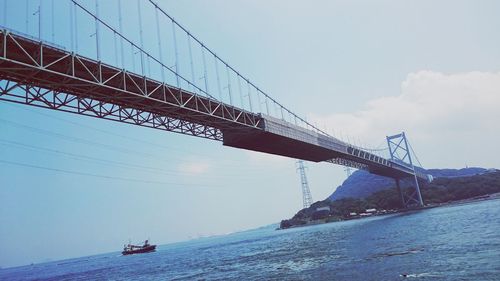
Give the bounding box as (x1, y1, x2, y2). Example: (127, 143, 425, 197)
(1, 199, 499, 280)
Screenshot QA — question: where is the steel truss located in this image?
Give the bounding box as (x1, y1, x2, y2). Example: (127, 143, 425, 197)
(0, 28, 261, 135)
(296, 160, 313, 209)
(0, 80, 222, 140)
(327, 158, 368, 170)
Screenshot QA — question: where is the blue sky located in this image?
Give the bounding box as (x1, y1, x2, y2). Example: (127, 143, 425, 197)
(1, 0, 500, 268)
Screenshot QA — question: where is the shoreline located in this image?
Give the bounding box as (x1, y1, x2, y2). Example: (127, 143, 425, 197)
(279, 192, 500, 230)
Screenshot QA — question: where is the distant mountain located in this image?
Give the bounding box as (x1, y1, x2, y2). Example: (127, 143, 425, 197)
(425, 168, 488, 178)
(328, 167, 489, 201)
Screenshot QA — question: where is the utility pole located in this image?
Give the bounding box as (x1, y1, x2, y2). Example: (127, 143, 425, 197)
(297, 160, 313, 209)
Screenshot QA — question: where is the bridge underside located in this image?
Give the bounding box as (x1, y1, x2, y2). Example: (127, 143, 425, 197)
(222, 129, 419, 180)
(223, 130, 340, 162)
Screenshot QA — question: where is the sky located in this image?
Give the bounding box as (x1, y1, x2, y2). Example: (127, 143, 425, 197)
(1, 0, 500, 268)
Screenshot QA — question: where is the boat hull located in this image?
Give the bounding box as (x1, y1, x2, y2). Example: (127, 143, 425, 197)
(122, 245, 156, 255)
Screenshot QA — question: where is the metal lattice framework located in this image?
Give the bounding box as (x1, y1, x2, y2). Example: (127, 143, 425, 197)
(297, 160, 313, 209)
(0, 29, 261, 135)
(0, 80, 222, 140)
(327, 157, 369, 170)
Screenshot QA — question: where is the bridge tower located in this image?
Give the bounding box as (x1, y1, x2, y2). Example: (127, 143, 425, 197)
(386, 132, 424, 208)
(297, 160, 313, 209)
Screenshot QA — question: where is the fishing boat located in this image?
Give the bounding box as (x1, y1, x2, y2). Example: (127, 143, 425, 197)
(122, 240, 156, 255)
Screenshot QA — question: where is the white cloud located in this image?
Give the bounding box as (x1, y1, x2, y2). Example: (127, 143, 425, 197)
(310, 71, 500, 168)
(177, 160, 211, 175)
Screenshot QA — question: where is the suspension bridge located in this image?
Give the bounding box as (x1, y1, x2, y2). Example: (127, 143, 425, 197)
(0, 0, 430, 207)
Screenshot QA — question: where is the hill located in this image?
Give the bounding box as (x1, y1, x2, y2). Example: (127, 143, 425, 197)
(328, 167, 488, 201)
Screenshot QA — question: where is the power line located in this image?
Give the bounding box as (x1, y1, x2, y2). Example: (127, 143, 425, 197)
(0, 138, 273, 181)
(0, 117, 146, 156)
(0, 103, 281, 167)
(0, 159, 216, 188)
(0, 117, 281, 173)
(0, 103, 204, 154)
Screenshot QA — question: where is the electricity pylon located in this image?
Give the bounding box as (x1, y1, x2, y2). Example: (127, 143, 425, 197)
(297, 160, 313, 209)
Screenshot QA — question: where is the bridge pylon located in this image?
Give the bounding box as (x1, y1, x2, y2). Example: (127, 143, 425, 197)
(386, 132, 424, 208)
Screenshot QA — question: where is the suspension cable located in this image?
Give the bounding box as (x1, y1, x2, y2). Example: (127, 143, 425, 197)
(69, 0, 217, 101)
(147, 0, 331, 136)
(408, 141, 424, 168)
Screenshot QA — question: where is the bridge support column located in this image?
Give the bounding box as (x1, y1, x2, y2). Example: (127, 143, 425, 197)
(395, 179, 405, 209)
(413, 173, 424, 207)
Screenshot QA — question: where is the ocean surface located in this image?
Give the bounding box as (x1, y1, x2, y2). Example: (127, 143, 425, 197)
(1, 199, 499, 281)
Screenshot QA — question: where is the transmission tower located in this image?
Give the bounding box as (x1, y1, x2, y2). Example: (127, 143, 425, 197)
(297, 160, 313, 209)
(344, 166, 353, 177)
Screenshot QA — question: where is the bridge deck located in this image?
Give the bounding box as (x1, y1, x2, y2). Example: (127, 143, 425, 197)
(0, 28, 426, 181)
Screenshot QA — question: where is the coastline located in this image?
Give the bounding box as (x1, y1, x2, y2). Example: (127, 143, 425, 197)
(279, 192, 500, 230)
